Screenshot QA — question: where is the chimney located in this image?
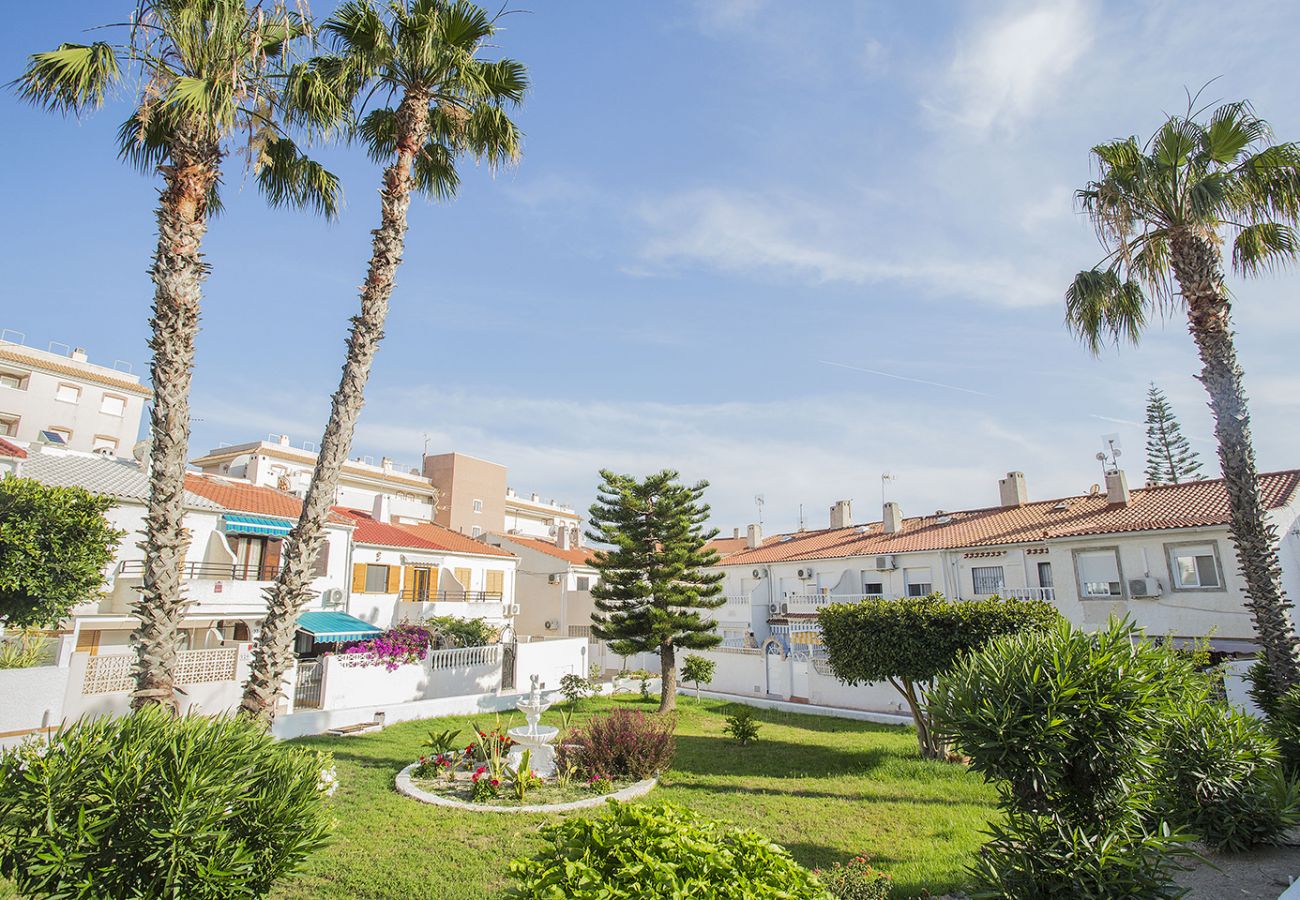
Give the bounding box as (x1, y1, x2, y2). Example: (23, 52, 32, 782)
(1105, 469, 1131, 506)
(830, 500, 852, 529)
(732, 527, 741, 539)
(372, 492, 392, 524)
(998, 471, 1028, 508)
(556, 526, 572, 550)
(277, 434, 290, 446)
(746, 523, 763, 549)
(882, 501, 902, 534)
(70, 347, 88, 363)
(381, 456, 393, 473)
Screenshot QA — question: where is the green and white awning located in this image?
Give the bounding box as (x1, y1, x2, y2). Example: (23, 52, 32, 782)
(223, 514, 293, 537)
(296, 611, 382, 644)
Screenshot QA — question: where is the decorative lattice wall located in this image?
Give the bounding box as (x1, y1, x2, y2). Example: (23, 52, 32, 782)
(83, 647, 238, 695)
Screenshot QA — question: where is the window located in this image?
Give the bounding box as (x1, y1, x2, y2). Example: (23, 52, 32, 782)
(471, 525, 482, 538)
(862, 581, 883, 596)
(312, 541, 330, 578)
(92, 435, 118, 454)
(904, 567, 933, 597)
(472, 499, 483, 513)
(0, 371, 25, 390)
(1168, 543, 1223, 590)
(485, 570, 505, 596)
(55, 383, 81, 404)
(576, 576, 591, 591)
(1038, 561, 1054, 589)
(364, 564, 390, 593)
(971, 565, 1005, 595)
(1076, 549, 1122, 598)
(0, 414, 16, 437)
(100, 395, 126, 417)
(453, 567, 472, 590)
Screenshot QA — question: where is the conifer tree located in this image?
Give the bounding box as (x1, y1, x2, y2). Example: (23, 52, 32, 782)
(587, 470, 725, 712)
(1145, 383, 1204, 485)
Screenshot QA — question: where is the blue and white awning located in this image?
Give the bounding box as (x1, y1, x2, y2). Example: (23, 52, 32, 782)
(297, 611, 382, 644)
(223, 514, 293, 537)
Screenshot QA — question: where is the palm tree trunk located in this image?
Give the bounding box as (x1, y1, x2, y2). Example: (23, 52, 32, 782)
(1170, 230, 1300, 695)
(658, 643, 677, 712)
(240, 91, 431, 725)
(131, 132, 220, 713)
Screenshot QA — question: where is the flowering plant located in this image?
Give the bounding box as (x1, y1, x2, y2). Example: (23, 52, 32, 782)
(412, 753, 457, 780)
(470, 766, 500, 802)
(335, 624, 435, 671)
(814, 855, 892, 900)
(588, 775, 614, 795)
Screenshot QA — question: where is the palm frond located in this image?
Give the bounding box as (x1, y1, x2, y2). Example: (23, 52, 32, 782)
(282, 56, 361, 137)
(460, 103, 521, 168)
(1202, 100, 1269, 165)
(116, 104, 173, 173)
(254, 136, 342, 219)
(324, 1, 395, 66)
(12, 42, 121, 114)
(1233, 143, 1300, 224)
(355, 107, 399, 162)
(476, 58, 528, 105)
(413, 139, 460, 200)
(1232, 222, 1299, 276)
(1065, 268, 1150, 355)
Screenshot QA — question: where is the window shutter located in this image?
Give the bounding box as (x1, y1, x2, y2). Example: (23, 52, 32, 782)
(404, 566, 418, 599)
(486, 570, 504, 596)
(352, 563, 367, 593)
(454, 567, 472, 590)
(313, 540, 330, 578)
(430, 567, 440, 595)
(264, 539, 282, 578)
(386, 565, 401, 594)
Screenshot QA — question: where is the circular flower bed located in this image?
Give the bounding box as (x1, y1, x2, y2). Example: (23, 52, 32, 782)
(395, 763, 656, 813)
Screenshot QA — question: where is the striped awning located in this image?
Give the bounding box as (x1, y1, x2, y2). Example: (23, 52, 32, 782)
(296, 611, 382, 644)
(223, 514, 293, 537)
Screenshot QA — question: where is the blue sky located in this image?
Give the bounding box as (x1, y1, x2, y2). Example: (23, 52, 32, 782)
(4, 0, 1300, 534)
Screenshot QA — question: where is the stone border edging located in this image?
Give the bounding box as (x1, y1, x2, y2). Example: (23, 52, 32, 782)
(395, 763, 657, 813)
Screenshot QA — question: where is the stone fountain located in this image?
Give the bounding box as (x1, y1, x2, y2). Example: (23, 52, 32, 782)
(508, 675, 559, 777)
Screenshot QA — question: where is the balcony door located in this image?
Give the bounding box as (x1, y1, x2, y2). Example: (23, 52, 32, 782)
(1037, 561, 1054, 589)
(409, 566, 436, 601)
(232, 536, 280, 580)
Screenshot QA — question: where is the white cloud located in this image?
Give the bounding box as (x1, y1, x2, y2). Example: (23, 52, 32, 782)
(926, 0, 1093, 134)
(636, 188, 1059, 307)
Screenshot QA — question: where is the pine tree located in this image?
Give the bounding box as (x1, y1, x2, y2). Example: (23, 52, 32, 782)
(1145, 383, 1204, 485)
(587, 470, 725, 713)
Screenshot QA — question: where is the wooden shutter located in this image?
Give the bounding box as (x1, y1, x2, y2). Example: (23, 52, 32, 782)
(403, 565, 418, 599)
(313, 539, 330, 578)
(75, 629, 100, 656)
(263, 539, 282, 579)
(351, 563, 367, 593)
(429, 567, 440, 596)
(454, 567, 472, 591)
(386, 565, 400, 594)
(485, 570, 504, 596)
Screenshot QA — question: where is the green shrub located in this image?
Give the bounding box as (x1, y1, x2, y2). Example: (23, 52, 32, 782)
(507, 801, 831, 898)
(555, 708, 676, 780)
(818, 593, 1060, 758)
(682, 654, 716, 700)
(1152, 698, 1300, 852)
(426, 614, 497, 648)
(815, 855, 891, 899)
(0, 628, 51, 669)
(723, 705, 761, 746)
(1246, 657, 1300, 777)
(560, 672, 592, 705)
(0, 708, 334, 899)
(931, 618, 1196, 897)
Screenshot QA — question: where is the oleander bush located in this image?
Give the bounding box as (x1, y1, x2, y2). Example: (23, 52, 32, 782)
(555, 708, 675, 781)
(815, 855, 892, 899)
(0, 708, 335, 899)
(507, 801, 831, 899)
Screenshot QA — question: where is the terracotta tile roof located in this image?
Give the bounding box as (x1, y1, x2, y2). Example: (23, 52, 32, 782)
(721, 470, 1300, 566)
(0, 438, 27, 459)
(333, 509, 515, 558)
(0, 346, 151, 397)
(705, 536, 749, 560)
(183, 474, 351, 525)
(496, 533, 597, 566)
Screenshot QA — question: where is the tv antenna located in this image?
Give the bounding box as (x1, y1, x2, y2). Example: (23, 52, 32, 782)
(754, 494, 765, 529)
(881, 472, 896, 506)
(1096, 433, 1123, 477)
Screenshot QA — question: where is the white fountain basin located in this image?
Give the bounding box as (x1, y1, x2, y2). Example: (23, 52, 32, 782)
(507, 724, 559, 777)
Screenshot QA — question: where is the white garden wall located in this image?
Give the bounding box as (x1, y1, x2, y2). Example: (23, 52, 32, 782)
(319, 645, 503, 710)
(0, 666, 68, 740)
(515, 637, 587, 689)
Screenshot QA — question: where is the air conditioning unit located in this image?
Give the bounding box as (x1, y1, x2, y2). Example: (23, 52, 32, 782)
(751, 568, 765, 579)
(797, 567, 815, 580)
(874, 555, 896, 570)
(509, 604, 521, 615)
(769, 603, 780, 614)
(1128, 577, 1162, 598)
(780, 602, 789, 614)
(321, 588, 344, 609)
(548, 573, 562, 584)
(544, 619, 558, 630)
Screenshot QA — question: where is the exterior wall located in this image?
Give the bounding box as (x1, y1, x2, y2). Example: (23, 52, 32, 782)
(0, 346, 146, 457)
(0, 666, 69, 739)
(347, 544, 517, 629)
(319, 645, 503, 709)
(515, 637, 588, 689)
(423, 452, 507, 535)
(503, 494, 582, 538)
(492, 538, 598, 639)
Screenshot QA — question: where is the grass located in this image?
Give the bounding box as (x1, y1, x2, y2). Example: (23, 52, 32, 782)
(273, 695, 996, 899)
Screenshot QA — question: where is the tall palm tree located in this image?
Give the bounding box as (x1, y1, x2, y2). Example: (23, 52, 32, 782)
(15, 0, 341, 712)
(1066, 99, 1300, 695)
(240, 0, 525, 724)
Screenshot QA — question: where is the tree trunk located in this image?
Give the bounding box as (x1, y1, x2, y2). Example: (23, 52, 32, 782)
(240, 91, 431, 725)
(131, 132, 220, 713)
(659, 643, 677, 712)
(1169, 229, 1300, 695)
(889, 676, 945, 759)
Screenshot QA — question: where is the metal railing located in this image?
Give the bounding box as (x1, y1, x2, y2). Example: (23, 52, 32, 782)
(118, 560, 280, 581)
(295, 659, 323, 709)
(427, 644, 501, 671)
(1001, 587, 1056, 602)
(399, 589, 504, 602)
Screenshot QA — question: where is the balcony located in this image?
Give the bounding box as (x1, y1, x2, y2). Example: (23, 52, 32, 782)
(396, 589, 511, 624)
(111, 560, 278, 615)
(712, 593, 753, 624)
(119, 561, 280, 581)
(775, 593, 883, 614)
(399, 588, 504, 603)
(1001, 587, 1056, 602)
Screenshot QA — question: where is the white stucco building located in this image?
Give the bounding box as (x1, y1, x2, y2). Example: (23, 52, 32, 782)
(0, 340, 148, 458)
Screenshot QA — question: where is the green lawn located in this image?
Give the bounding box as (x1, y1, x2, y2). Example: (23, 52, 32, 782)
(274, 695, 996, 899)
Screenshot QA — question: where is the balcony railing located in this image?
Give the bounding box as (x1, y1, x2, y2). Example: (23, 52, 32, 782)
(1001, 587, 1056, 602)
(777, 593, 882, 612)
(399, 589, 504, 602)
(118, 560, 280, 581)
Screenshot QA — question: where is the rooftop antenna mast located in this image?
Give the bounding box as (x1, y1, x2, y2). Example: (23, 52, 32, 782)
(798, 503, 805, 531)
(881, 472, 896, 507)
(754, 494, 765, 529)
(1096, 433, 1123, 478)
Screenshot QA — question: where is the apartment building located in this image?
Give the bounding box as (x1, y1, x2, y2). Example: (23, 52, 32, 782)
(191, 435, 438, 524)
(0, 340, 148, 457)
(423, 450, 582, 538)
(709, 469, 1300, 654)
(490, 529, 599, 634)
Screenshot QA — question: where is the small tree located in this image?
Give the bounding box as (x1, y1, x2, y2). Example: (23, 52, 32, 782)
(1145, 383, 1203, 485)
(587, 469, 725, 713)
(818, 594, 1060, 759)
(0, 478, 123, 629)
(681, 654, 715, 701)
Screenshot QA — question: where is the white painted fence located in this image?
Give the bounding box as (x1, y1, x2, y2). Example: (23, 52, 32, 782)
(688, 646, 904, 714)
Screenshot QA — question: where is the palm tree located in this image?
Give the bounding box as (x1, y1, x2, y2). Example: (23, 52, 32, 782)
(1066, 98, 1300, 695)
(15, 0, 341, 712)
(239, 0, 526, 724)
